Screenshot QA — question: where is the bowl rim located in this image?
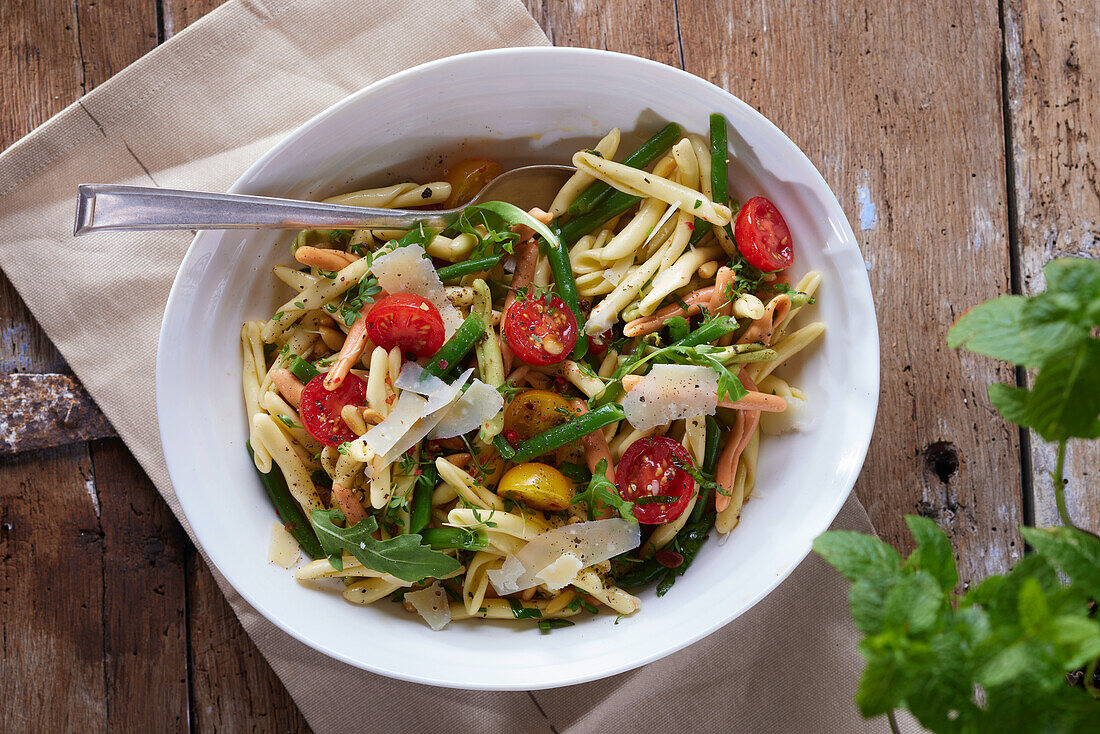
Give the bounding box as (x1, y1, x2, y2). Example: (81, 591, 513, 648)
(156, 45, 880, 689)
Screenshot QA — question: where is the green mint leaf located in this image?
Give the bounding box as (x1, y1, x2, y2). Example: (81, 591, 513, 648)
(309, 509, 460, 582)
(883, 571, 943, 634)
(1043, 256, 1100, 307)
(853, 640, 908, 716)
(1019, 525, 1100, 599)
(813, 530, 902, 583)
(947, 295, 1079, 368)
(1024, 339, 1100, 441)
(903, 515, 958, 593)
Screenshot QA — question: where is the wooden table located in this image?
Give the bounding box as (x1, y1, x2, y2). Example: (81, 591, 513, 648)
(1, 0, 1097, 729)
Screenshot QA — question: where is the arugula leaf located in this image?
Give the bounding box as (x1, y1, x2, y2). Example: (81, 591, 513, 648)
(310, 509, 460, 583)
(570, 458, 635, 522)
(459, 201, 561, 258)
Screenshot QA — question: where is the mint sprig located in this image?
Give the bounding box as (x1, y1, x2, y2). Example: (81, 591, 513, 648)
(817, 257, 1100, 732)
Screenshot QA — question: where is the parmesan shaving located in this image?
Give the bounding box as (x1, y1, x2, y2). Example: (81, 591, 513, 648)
(623, 364, 718, 430)
(429, 380, 504, 439)
(487, 519, 641, 595)
(370, 244, 463, 337)
(405, 582, 451, 631)
(356, 366, 472, 466)
(760, 392, 811, 435)
(267, 520, 300, 569)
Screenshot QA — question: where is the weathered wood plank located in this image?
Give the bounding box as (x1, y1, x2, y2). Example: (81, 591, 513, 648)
(186, 547, 312, 733)
(1003, 0, 1100, 533)
(0, 2, 108, 732)
(0, 3, 191, 733)
(525, 0, 681, 67)
(0, 374, 116, 454)
(0, 445, 107, 731)
(676, 0, 1023, 583)
(93, 439, 190, 732)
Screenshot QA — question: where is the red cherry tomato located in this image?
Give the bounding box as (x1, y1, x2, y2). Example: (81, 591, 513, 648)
(615, 436, 695, 525)
(587, 329, 613, 356)
(734, 196, 794, 272)
(299, 373, 368, 447)
(502, 291, 578, 366)
(363, 293, 445, 358)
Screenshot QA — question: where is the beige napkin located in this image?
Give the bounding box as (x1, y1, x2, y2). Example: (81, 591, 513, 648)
(0, 1, 918, 731)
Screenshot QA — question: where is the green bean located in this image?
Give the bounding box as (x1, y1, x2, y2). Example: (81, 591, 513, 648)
(419, 527, 489, 551)
(567, 122, 682, 216)
(688, 416, 723, 525)
(423, 313, 485, 378)
(287, 355, 320, 384)
(688, 220, 712, 246)
(511, 403, 626, 463)
(247, 443, 323, 559)
(709, 113, 736, 238)
(557, 191, 640, 245)
(435, 255, 503, 282)
(408, 461, 438, 535)
(543, 234, 588, 359)
(491, 434, 516, 461)
(670, 316, 738, 349)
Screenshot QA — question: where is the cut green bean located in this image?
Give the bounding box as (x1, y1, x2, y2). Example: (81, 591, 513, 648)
(542, 233, 588, 359)
(709, 113, 735, 238)
(424, 313, 485, 378)
(436, 255, 503, 282)
(247, 443, 323, 559)
(688, 219, 712, 246)
(511, 403, 626, 463)
(419, 527, 489, 551)
(671, 316, 738, 349)
(492, 434, 516, 460)
(287, 355, 320, 384)
(688, 416, 723, 525)
(567, 122, 682, 216)
(408, 461, 438, 535)
(558, 191, 641, 245)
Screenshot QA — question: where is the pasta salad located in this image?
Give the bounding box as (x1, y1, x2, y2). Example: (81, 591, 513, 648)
(242, 115, 824, 631)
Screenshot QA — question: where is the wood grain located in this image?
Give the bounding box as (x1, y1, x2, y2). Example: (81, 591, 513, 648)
(0, 374, 116, 454)
(0, 2, 107, 732)
(1003, 0, 1100, 533)
(0, 445, 106, 731)
(682, 0, 1024, 584)
(186, 547, 311, 733)
(93, 439, 190, 732)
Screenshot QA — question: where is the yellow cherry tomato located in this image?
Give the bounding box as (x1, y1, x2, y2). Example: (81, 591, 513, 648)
(503, 389, 576, 443)
(498, 462, 573, 511)
(444, 158, 504, 208)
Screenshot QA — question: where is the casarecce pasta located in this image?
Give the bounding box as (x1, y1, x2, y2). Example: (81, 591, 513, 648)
(245, 114, 823, 632)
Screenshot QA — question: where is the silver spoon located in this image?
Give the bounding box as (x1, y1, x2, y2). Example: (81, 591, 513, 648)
(73, 164, 576, 236)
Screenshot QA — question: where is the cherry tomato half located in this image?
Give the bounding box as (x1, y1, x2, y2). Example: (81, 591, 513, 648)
(615, 436, 695, 525)
(734, 196, 794, 272)
(363, 293, 445, 358)
(299, 373, 368, 447)
(444, 158, 504, 208)
(502, 291, 578, 366)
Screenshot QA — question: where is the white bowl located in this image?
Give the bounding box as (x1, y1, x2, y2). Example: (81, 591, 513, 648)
(156, 47, 878, 690)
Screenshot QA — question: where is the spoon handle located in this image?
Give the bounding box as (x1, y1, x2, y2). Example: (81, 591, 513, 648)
(74, 184, 456, 235)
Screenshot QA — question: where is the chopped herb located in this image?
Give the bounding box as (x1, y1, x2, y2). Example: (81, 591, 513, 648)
(507, 597, 543, 620)
(538, 619, 575, 633)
